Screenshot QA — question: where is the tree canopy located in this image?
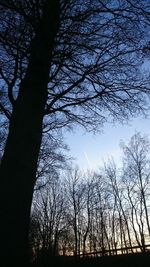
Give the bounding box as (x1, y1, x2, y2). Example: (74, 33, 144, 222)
(0, 0, 150, 132)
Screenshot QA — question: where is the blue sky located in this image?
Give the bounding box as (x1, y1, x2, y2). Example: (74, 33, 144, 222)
(62, 60, 150, 171)
(64, 115, 150, 171)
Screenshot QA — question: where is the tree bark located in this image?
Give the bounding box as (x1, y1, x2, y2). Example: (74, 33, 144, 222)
(0, 1, 60, 266)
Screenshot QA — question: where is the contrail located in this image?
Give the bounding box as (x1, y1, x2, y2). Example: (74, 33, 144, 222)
(84, 151, 91, 170)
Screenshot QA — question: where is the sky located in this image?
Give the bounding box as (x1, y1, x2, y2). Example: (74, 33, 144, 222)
(64, 115, 150, 171)
(63, 62, 150, 172)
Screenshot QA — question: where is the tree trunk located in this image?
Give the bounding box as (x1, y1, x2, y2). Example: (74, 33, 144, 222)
(0, 1, 60, 266)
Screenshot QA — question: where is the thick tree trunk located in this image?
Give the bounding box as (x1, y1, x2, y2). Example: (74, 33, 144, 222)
(0, 1, 60, 266)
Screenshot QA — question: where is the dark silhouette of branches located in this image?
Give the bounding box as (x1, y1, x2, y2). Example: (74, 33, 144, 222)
(0, 1, 150, 266)
(31, 133, 150, 259)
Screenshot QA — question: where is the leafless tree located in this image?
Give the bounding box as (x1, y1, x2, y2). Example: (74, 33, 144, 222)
(0, 1, 150, 264)
(104, 160, 133, 252)
(64, 167, 87, 256)
(121, 132, 150, 251)
(35, 133, 69, 190)
(31, 175, 66, 259)
(29, 136, 150, 257)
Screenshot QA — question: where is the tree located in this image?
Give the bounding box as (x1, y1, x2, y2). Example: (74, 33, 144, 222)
(35, 133, 68, 191)
(29, 154, 150, 257)
(0, 0, 150, 265)
(64, 167, 86, 256)
(121, 132, 150, 251)
(104, 160, 133, 253)
(31, 177, 65, 258)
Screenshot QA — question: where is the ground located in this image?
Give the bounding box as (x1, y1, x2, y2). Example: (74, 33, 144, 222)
(32, 252, 150, 267)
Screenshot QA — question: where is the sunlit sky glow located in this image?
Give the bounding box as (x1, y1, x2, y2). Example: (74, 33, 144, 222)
(64, 115, 150, 171)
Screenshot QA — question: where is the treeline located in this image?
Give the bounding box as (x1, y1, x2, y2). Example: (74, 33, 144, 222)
(30, 132, 150, 259)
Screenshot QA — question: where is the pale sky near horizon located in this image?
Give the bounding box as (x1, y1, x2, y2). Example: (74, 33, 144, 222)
(64, 115, 150, 171)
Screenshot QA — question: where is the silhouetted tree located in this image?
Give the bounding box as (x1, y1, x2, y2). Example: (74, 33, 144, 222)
(105, 160, 133, 252)
(82, 173, 95, 256)
(29, 138, 150, 257)
(35, 133, 68, 190)
(121, 132, 150, 251)
(0, 1, 150, 265)
(64, 167, 86, 256)
(31, 176, 66, 259)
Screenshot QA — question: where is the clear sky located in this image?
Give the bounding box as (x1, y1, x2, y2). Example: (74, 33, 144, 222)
(62, 60, 150, 172)
(64, 115, 150, 171)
